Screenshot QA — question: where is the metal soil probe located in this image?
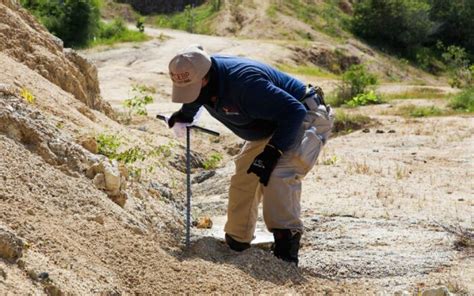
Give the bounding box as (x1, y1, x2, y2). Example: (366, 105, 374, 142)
(156, 114, 220, 247)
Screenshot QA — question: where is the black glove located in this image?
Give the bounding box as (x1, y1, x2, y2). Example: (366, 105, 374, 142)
(247, 145, 282, 186)
(167, 110, 194, 128)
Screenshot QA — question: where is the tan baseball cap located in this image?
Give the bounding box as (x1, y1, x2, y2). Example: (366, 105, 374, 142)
(169, 45, 212, 103)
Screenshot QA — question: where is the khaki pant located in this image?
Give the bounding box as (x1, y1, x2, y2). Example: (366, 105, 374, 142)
(224, 106, 334, 243)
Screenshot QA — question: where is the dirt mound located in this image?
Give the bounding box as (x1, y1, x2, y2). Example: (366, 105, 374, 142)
(0, 0, 114, 118)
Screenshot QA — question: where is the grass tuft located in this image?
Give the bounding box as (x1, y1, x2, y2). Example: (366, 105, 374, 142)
(333, 110, 373, 135)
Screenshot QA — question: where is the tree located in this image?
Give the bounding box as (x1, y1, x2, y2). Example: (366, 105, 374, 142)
(352, 0, 433, 52)
(20, 0, 100, 48)
(429, 0, 474, 57)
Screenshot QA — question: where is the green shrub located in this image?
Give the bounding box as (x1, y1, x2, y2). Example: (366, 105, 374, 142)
(346, 90, 384, 107)
(335, 64, 378, 106)
(449, 88, 474, 112)
(21, 0, 101, 48)
(92, 18, 149, 46)
(352, 0, 432, 51)
(136, 16, 146, 33)
(154, 2, 218, 34)
(123, 85, 154, 116)
(441, 45, 472, 88)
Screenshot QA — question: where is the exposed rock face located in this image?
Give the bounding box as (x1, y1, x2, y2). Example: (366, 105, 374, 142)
(0, 0, 114, 118)
(116, 0, 205, 14)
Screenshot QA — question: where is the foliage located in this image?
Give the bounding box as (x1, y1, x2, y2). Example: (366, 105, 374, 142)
(20, 0, 101, 48)
(441, 45, 472, 88)
(123, 85, 154, 116)
(136, 16, 146, 33)
(352, 0, 433, 52)
(203, 152, 223, 170)
(335, 64, 378, 106)
(429, 0, 474, 56)
(116, 147, 146, 164)
(153, 1, 220, 34)
(449, 87, 474, 113)
(20, 88, 35, 104)
(96, 133, 121, 159)
(92, 18, 149, 47)
(346, 90, 384, 107)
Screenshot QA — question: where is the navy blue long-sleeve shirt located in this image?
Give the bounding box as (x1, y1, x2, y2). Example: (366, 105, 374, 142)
(180, 55, 307, 152)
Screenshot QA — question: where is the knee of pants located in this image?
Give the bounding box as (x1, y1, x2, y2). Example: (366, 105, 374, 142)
(262, 170, 303, 232)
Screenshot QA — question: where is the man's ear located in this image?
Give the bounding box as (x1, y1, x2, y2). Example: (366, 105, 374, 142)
(201, 77, 209, 88)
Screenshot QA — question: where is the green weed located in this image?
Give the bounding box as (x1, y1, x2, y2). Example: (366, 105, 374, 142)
(96, 133, 121, 159)
(449, 87, 474, 113)
(203, 152, 223, 170)
(346, 90, 384, 107)
(123, 84, 154, 116)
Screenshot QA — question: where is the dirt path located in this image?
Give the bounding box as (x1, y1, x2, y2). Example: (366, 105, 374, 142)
(82, 31, 474, 294)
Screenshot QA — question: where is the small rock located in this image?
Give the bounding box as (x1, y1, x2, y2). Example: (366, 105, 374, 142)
(376, 130, 385, 134)
(388, 129, 396, 133)
(38, 272, 49, 281)
(458, 198, 464, 201)
(149, 182, 173, 200)
(0, 227, 24, 262)
(195, 217, 213, 229)
(421, 287, 451, 296)
(362, 128, 370, 133)
(0, 267, 6, 280)
(192, 170, 216, 184)
(394, 290, 410, 296)
(110, 192, 128, 208)
(93, 173, 106, 190)
(373, 149, 379, 152)
(79, 136, 98, 154)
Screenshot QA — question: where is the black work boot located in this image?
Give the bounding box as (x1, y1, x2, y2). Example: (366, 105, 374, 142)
(272, 229, 301, 265)
(225, 233, 250, 252)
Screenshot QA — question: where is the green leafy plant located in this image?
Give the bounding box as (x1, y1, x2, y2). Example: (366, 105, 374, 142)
(449, 87, 474, 112)
(116, 147, 146, 164)
(335, 64, 378, 106)
(96, 133, 121, 159)
(322, 155, 338, 165)
(203, 152, 223, 170)
(442, 45, 472, 88)
(123, 85, 154, 116)
(346, 90, 384, 107)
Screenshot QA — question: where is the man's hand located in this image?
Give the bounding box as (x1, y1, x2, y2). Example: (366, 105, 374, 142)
(168, 110, 194, 128)
(247, 145, 282, 186)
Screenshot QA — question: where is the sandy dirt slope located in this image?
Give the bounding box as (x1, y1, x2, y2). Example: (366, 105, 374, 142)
(83, 27, 474, 294)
